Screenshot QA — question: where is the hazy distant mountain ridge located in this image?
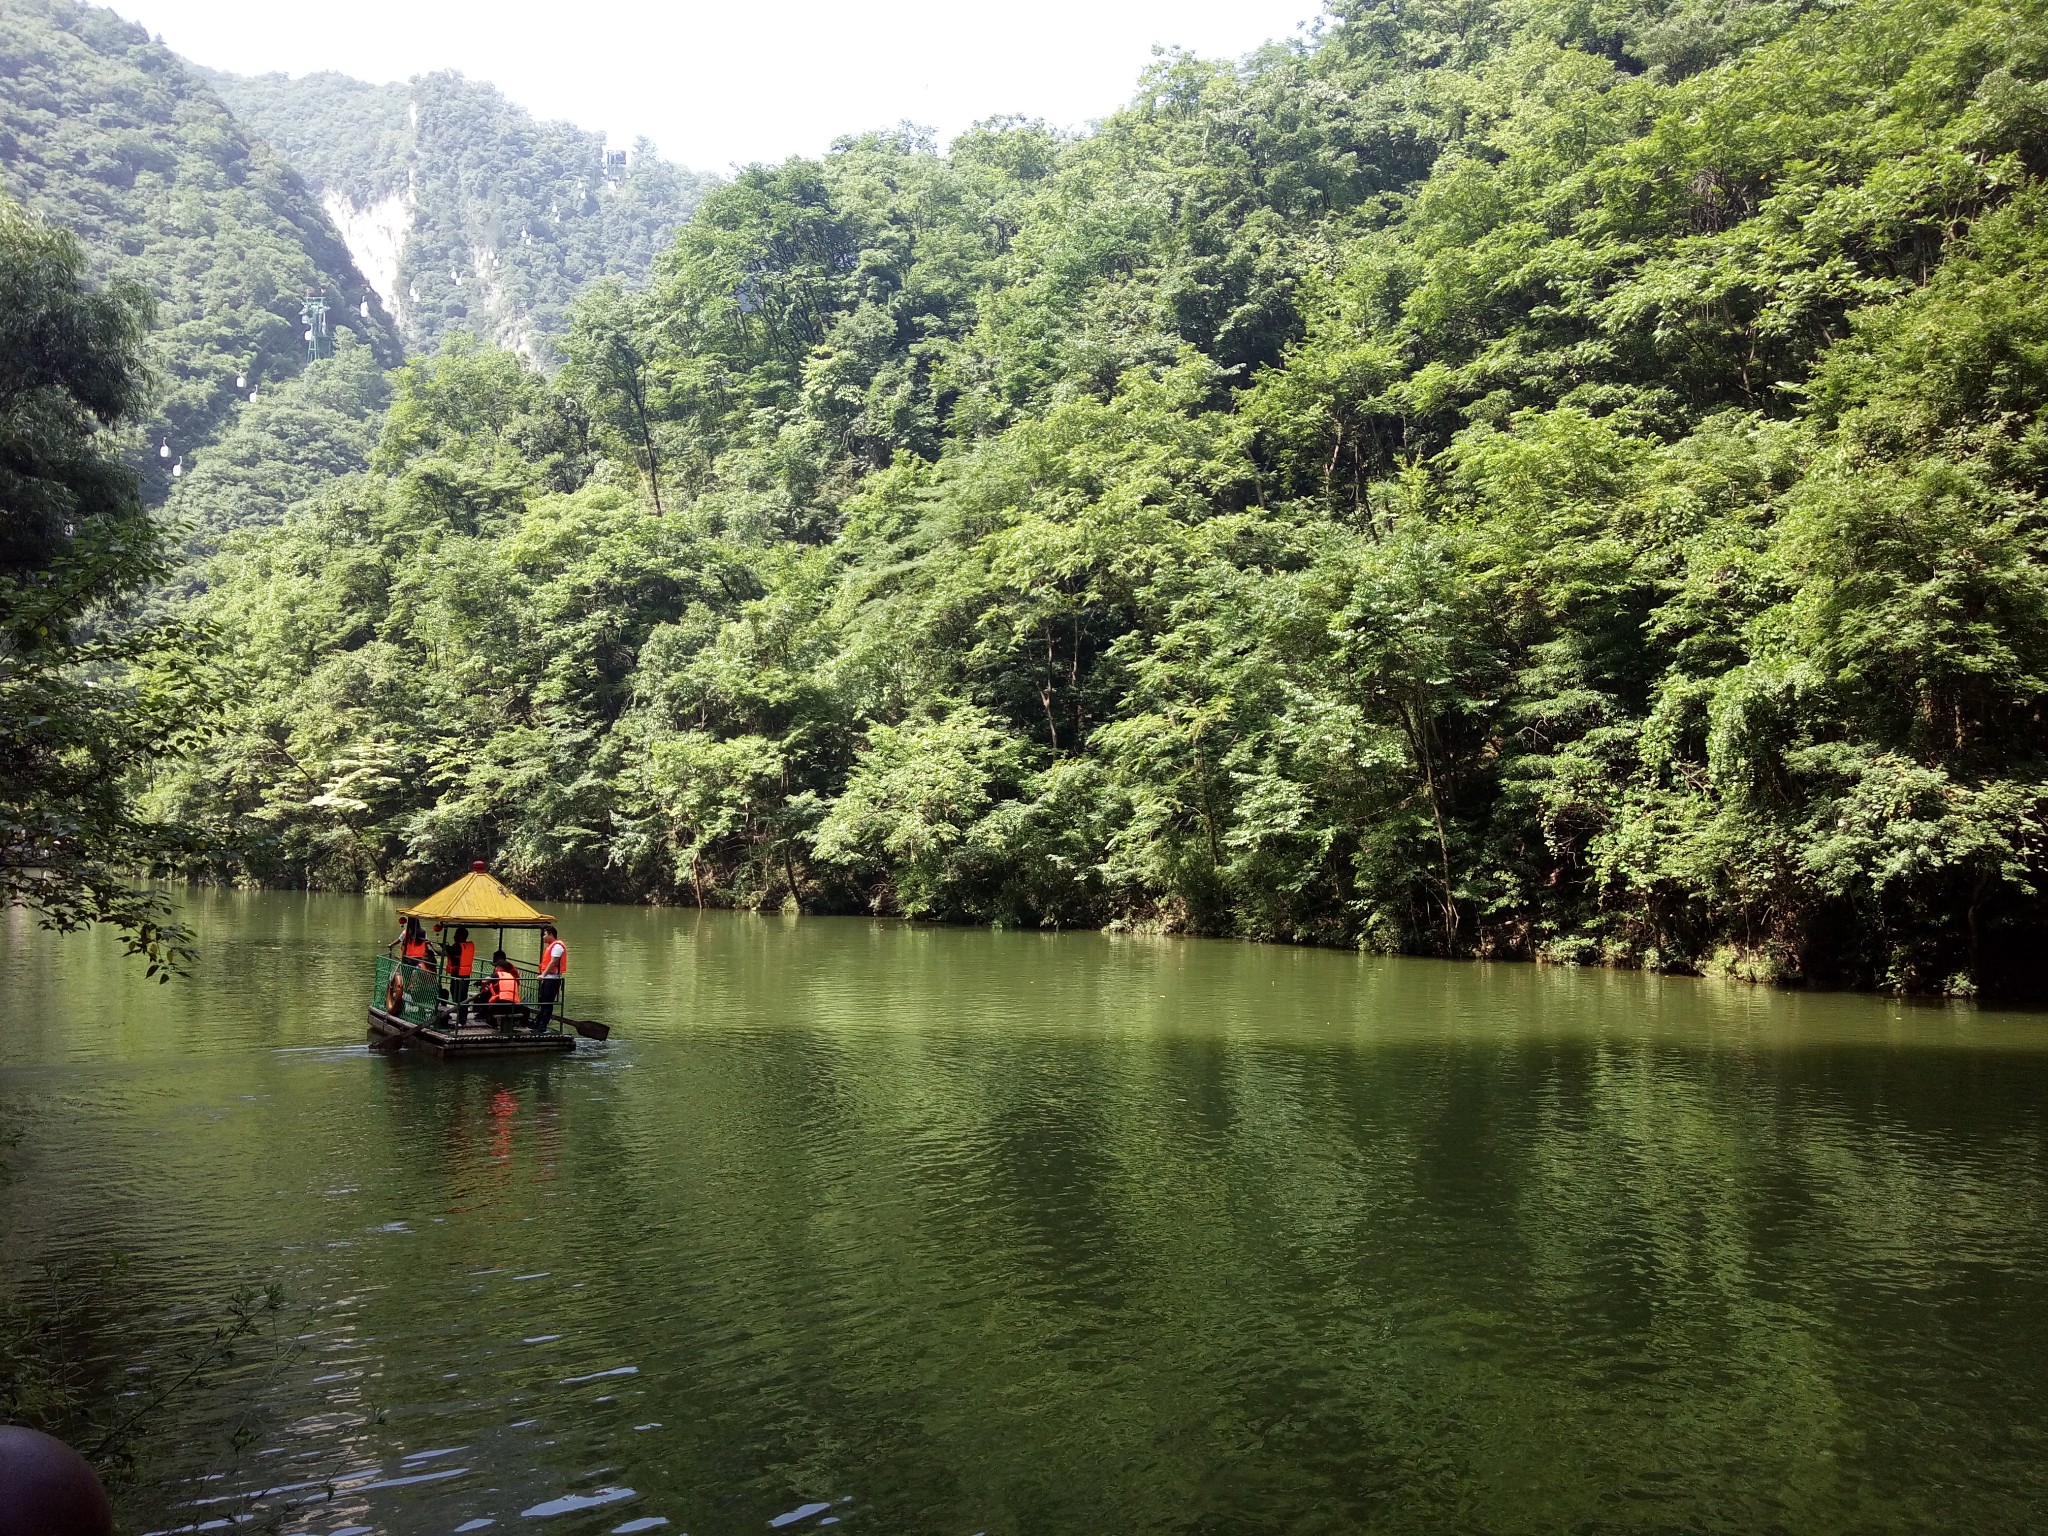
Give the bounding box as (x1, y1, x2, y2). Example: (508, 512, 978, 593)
(0, 0, 402, 500)
(206, 67, 717, 362)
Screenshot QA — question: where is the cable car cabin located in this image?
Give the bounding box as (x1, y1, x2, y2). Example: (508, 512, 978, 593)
(368, 863, 606, 1057)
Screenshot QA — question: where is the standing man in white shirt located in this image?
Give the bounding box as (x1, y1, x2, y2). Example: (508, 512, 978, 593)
(536, 922, 567, 1031)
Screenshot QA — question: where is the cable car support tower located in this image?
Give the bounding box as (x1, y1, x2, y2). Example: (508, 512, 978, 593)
(301, 290, 332, 361)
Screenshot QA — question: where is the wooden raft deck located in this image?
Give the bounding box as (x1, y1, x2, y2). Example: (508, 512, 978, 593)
(368, 1006, 576, 1057)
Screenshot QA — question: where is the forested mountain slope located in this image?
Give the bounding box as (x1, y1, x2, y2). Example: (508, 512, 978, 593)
(158, 337, 390, 557)
(204, 67, 716, 362)
(156, 0, 2048, 996)
(0, 0, 401, 501)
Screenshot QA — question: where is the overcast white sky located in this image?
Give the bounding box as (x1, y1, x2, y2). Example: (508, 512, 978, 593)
(122, 0, 1330, 171)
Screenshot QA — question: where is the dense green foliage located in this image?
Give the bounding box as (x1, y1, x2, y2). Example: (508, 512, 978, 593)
(1, 195, 208, 972)
(0, 0, 401, 502)
(158, 0, 2048, 995)
(159, 338, 389, 559)
(207, 67, 715, 361)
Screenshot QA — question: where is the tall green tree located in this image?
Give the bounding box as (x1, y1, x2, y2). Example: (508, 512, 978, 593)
(0, 197, 210, 973)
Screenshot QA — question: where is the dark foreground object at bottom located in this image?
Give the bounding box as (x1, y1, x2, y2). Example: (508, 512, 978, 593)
(368, 1005, 577, 1057)
(0, 1427, 113, 1536)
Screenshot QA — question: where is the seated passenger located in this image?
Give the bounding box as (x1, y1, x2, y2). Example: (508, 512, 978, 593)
(476, 951, 530, 1030)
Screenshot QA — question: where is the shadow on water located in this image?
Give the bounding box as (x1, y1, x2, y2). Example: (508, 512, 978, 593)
(3, 892, 2047, 1534)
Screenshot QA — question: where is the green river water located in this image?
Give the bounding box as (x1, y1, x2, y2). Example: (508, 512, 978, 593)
(3, 890, 2047, 1535)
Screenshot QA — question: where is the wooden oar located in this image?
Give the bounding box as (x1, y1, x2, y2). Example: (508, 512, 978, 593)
(561, 1017, 611, 1042)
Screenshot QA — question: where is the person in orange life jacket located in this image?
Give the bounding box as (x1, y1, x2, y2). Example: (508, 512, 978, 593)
(442, 926, 476, 1025)
(397, 916, 436, 975)
(535, 923, 566, 1030)
(478, 950, 528, 1029)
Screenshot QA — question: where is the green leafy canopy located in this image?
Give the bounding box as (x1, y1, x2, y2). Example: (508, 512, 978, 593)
(156, 0, 2048, 996)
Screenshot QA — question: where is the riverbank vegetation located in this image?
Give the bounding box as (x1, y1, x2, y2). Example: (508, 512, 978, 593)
(130, 0, 2048, 995)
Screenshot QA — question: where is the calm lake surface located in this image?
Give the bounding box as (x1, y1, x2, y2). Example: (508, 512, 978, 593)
(4, 891, 2048, 1535)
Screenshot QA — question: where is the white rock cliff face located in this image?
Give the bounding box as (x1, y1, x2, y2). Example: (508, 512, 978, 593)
(322, 189, 414, 322)
(468, 243, 538, 360)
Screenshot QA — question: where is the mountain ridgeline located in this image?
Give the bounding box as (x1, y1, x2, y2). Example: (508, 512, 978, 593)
(5, 0, 2028, 996)
(203, 67, 716, 362)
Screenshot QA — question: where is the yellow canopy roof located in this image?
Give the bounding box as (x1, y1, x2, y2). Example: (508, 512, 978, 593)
(397, 864, 555, 928)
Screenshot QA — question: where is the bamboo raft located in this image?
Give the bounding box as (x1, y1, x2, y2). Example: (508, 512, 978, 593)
(367, 1004, 577, 1057)
(365, 863, 611, 1060)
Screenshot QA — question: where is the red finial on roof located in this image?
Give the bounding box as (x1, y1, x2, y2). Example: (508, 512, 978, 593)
(472, 861, 488, 872)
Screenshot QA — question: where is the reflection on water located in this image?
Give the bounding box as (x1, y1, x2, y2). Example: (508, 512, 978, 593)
(4, 892, 2048, 1534)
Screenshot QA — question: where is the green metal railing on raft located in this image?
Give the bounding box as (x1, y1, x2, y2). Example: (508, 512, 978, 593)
(372, 954, 567, 1034)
